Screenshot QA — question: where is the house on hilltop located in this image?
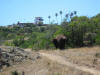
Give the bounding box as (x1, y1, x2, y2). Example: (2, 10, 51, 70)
(17, 21, 34, 27)
(8, 17, 46, 28)
(34, 17, 44, 26)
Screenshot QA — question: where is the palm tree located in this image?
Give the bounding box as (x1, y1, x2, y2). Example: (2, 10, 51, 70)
(48, 16, 51, 24)
(55, 13, 58, 24)
(65, 14, 69, 21)
(74, 11, 77, 16)
(70, 12, 73, 20)
(59, 11, 63, 23)
(65, 14, 68, 18)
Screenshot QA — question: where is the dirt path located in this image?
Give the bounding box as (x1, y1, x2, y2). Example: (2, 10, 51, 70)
(40, 53, 100, 75)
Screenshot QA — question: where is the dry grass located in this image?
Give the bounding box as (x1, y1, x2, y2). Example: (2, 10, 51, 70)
(0, 46, 100, 75)
(42, 46, 100, 70)
(1, 57, 90, 75)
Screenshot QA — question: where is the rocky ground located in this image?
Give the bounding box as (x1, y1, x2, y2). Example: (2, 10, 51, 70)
(0, 46, 40, 72)
(0, 46, 100, 75)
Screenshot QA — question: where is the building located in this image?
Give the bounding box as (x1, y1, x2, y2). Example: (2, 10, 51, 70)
(17, 21, 34, 27)
(34, 17, 44, 25)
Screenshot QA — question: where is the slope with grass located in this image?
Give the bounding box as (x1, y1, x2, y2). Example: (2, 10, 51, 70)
(0, 46, 100, 75)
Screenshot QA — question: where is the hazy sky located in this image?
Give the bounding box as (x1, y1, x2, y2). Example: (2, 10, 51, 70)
(0, 0, 100, 26)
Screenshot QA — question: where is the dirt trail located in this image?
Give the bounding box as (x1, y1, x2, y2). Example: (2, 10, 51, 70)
(40, 53, 100, 75)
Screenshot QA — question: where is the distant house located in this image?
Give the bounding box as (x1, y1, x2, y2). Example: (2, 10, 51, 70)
(34, 17, 44, 26)
(7, 25, 13, 28)
(8, 17, 46, 28)
(17, 21, 34, 27)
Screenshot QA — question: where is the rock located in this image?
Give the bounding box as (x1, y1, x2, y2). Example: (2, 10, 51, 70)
(0, 46, 40, 71)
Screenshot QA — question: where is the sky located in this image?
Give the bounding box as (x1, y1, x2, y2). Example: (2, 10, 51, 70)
(0, 0, 100, 26)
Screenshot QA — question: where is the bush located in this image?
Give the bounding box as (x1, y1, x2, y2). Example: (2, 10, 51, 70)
(95, 53, 100, 58)
(11, 71, 20, 75)
(13, 36, 24, 47)
(4, 41, 14, 46)
(96, 35, 100, 45)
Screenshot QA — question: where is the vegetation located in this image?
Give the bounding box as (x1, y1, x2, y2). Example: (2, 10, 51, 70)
(11, 71, 20, 75)
(0, 11, 100, 50)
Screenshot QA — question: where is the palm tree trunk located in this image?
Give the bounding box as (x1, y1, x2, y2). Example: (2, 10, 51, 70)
(49, 18, 50, 24)
(56, 17, 58, 24)
(61, 15, 62, 23)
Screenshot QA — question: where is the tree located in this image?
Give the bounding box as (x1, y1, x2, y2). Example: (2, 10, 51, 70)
(48, 16, 51, 24)
(59, 11, 63, 23)
(65, 14, 69, 22)
(74, 11, 77, 16)
(70, 12, 74, 20)
(55, 13, 58, 24)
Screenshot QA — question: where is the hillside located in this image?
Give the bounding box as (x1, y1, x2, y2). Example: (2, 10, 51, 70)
(0, 46, 100, 75)
(0, 13, 100, 50)
(0, 0, 100, 75)
(0, 12, 100, 75)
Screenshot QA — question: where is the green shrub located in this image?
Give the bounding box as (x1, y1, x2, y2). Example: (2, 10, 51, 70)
(96, 35, 100, 45)
(11, 70, 20, 75)
(4, 41, 14, 46)
(95, 53, 100, 58)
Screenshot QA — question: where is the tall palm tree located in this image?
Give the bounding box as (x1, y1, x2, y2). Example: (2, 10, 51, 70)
(59, 11, 63, 23)
(65, 14, 68, 18)
(55, 13, 58, 24)
(74, 11, 77, 16)
(65, 13, 69, 22)
(48, 16, 51, 24)
(65, 14, 69, 20)
(70, 12, 73, 20)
